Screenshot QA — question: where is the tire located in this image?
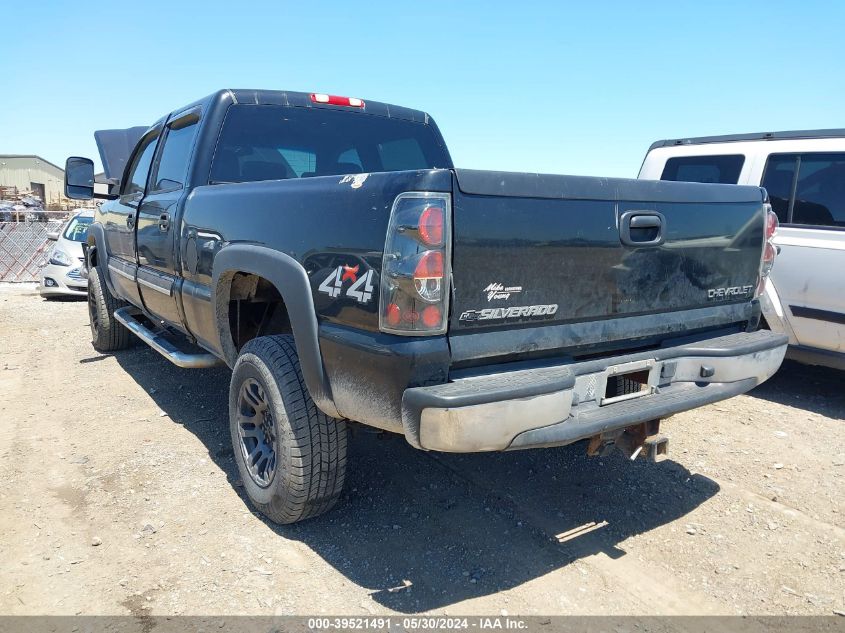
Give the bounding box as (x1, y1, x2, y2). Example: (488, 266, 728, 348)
(229, 335, 347, 524)
(88, 264, 132, 352)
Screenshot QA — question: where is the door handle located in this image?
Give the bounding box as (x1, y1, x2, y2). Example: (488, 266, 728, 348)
(158, 212, 170, 232)
(126, 214, 135, 229)
(619, 211, 665, 247)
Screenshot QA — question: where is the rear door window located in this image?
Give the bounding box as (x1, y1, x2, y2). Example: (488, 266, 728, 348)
(661, 155, 745, 184)
(792, 154, 845, 227)
(761, 153, 845, 228)
(151, 120, 200, 191)
(760, 155, 797, 223)
(124, 133, 159, 196)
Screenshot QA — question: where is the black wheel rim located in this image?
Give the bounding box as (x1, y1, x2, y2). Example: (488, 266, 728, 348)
(88, 285, 99, 335)
(236, 377, 277, 487)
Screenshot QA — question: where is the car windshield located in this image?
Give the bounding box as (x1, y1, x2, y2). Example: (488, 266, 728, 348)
(63, 216, 93, 242)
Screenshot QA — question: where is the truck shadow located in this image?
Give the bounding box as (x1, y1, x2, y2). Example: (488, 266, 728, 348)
(746, 359, 845, 418)
(113, 348, 719, 613)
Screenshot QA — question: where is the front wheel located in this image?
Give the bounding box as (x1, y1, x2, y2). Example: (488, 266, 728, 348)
(229, 335, 347, 524)
(88, 264, 131, 352)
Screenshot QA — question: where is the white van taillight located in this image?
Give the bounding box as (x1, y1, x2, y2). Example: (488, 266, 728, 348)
(380, 192, 451, 336)
(757, 203, 779, 295)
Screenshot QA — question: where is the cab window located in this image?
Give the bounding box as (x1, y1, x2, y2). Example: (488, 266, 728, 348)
(278, 148, 316, 177)
(209, 105, 448, 184)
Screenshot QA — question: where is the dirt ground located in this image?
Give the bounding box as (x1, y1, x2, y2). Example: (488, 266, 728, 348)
(1, 284, 843, 617)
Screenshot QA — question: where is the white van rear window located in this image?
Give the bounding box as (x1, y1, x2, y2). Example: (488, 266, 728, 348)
(661, 155, 745, 184)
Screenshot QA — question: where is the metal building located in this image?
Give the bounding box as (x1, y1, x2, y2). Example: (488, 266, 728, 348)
(0, 155, 66, 209)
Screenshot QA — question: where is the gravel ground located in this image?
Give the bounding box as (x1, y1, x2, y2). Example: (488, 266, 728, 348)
(1, 284, 843, 616)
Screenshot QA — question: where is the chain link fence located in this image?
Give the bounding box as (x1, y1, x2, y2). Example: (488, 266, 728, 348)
(0, 220, 64, 282)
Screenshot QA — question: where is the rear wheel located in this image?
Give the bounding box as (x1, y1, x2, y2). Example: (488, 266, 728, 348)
(88, 264, 131, 352)
(229, 335, 347, 524)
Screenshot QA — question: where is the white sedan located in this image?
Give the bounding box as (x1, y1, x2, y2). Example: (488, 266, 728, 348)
(40, 209, 94, 298)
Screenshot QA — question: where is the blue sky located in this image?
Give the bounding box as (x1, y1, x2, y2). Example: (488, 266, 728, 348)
(2, 0, 843, 177)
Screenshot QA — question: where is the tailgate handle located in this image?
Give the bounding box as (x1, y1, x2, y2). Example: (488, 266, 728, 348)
(630, 215, 661, 229)
(620, 211, 665, 247)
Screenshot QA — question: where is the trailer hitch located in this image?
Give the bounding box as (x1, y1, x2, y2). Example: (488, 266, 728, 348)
(586, 420, 668, 462)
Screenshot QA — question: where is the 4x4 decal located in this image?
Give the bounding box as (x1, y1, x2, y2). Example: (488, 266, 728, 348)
(318, 265, 375, 304)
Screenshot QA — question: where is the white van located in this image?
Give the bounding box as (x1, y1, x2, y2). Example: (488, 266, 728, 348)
(639, 130, 845, 371)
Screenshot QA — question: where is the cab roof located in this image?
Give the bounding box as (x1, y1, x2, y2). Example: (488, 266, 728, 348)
(94, 89, 435, 180)
(210, 89, 430, 124)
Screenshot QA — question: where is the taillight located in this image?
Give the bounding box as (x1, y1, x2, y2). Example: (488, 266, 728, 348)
(766, 207, 779, 240)
(380, 192, 451, 335)
(418, 206, 444, 246)
(413, 251, 444, 302)
(310, 93, 365, 108)
(761, 242, 776, 277)
(757, 203, 779, 295)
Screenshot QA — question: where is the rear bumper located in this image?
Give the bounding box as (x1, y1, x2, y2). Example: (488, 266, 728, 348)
(401, 330, 788, 452)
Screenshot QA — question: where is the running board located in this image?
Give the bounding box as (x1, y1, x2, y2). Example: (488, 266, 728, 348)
(113, 307, 224, 369)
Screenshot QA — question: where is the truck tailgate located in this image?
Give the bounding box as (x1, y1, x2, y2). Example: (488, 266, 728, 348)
(449, 169, 767, 362)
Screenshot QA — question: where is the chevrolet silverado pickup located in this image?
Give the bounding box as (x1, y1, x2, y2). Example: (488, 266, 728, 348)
(64, 89, 787, 524)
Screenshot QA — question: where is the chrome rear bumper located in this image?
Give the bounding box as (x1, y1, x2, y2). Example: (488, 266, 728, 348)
(401, 330, 787, 453)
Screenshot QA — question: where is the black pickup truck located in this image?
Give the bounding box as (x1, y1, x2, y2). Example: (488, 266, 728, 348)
(65, 89, 787, 524)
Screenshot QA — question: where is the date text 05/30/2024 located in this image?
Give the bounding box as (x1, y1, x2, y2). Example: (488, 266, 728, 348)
(307, 617, 529, 630)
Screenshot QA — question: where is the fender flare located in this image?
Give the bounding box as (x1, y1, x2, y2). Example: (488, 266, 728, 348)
(85, 222, 117, 296)
(211, 244, 340, 418)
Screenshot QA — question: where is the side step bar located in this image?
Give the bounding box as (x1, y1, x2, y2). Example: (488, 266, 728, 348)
(113, 307, 224, 369)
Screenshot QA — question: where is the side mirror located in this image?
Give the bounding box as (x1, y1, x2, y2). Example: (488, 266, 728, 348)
(65, 157, 95, 200)
(47, 231, 60, 241)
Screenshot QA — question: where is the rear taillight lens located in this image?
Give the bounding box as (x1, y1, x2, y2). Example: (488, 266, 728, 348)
(761, 242, 776, 278)
(766, 207, 779, 240)
(380, 192, 451, 335)
(418, 206, 444, 246)
(757, 203, 779, 295)
(413, 251, 444, 302)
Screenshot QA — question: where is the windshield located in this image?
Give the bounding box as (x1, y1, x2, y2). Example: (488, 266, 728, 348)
(209, 105, 451, 184)
(63, 216, 93, 242)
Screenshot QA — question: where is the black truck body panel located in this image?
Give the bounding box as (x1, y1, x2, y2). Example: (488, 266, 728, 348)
(81, 88, 779, 442)
(181, 168, 454, 350)
(319, 323, 450, 432)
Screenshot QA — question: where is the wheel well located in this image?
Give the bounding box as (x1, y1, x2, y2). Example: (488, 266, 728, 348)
(226, 273, 292, 353)
(88, 246, 98, 269)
